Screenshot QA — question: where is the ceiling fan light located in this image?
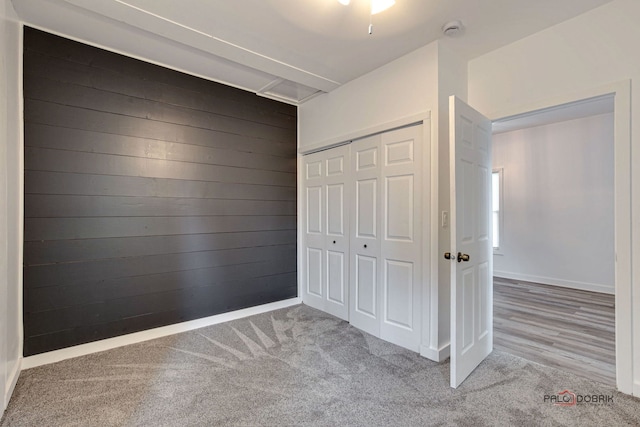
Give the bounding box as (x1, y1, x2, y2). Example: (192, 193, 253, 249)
(338, 0, 350, 5)
(371, 0, 395, 15)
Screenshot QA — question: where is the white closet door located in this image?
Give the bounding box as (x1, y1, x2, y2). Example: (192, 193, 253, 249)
(379, 126, 422, 352)
(349, 125, 422, 352)
(324, 145, 350, 320)
(302, 145, 350, 320)
(349, 135, 382, 337)
(303, 124, 423, 353)
(302, 151, 326, 311)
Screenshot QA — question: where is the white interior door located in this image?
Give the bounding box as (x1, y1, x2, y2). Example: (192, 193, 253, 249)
(379, 126, 422, 351)
(449, 96, 493, 388)
(349, 134, 381, 337)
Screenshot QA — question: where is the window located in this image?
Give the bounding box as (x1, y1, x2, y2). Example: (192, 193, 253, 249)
(492, 169, 503, 251)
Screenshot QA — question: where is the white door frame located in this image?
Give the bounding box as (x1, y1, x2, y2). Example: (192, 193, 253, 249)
(487, 80, 632, 395)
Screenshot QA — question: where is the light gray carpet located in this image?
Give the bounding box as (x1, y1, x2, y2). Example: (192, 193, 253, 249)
(2, 304, 639, 426)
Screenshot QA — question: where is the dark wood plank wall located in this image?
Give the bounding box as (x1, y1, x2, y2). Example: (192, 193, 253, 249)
(23, 27, 298, 356)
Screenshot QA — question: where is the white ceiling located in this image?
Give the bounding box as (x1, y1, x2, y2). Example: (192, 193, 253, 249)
(12, 0, 614, 104)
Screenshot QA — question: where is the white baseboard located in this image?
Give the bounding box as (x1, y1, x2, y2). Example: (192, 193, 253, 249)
(420, 342, 450, 362)
(22, 297, 301, 370)
(493, 270, 614, 295)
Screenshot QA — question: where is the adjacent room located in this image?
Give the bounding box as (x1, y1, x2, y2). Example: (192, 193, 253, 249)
(490, 97, 616, 386)
(2, 0, 640, 425)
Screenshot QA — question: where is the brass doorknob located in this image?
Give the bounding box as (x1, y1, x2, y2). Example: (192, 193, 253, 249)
(444, 252, 454, 261)
(457, 252, 470, 262)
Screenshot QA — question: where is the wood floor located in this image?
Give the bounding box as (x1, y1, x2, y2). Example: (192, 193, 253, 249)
(493, 277, 616, 386)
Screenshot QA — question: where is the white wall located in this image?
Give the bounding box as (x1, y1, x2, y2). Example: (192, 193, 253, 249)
(493, 113, 615, 294)
(0, 0, 22, 413)
(298, 41, 438, 151)
(0, 3, 8, 411)
(468, 0, 638, 395)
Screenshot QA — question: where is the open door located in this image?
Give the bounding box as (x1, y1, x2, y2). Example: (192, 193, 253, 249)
(449, 96, 493, 388)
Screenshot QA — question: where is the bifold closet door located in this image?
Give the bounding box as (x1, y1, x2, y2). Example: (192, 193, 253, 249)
(324, 146, 350, 319)
(302, 150, 325, 312)
(350, 135, 382, 337)
(379, 126, 422, 351)
(302, 145, 350, 320)
(350, 125, 422, 351)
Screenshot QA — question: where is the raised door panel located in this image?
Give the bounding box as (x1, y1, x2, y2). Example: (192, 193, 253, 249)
(384, 260, 414, 329)
(460, 267, 475, 353)
(326, 154, 345, 177)
(356, 179, 377, 239)
(385, 139, 414, 166)
(356, 147, 377, 171)
(385, 175, 414, 242)
(477, 262, 490, 341)
(306, 186, 322, 234)
(459, 158, 475, 245)
(355, 254, 377, 318)
(306, 247, 323, 298)
(327, 250, 346, 304)
(306, 160, 322, 180)
(326, 184, 345, 237)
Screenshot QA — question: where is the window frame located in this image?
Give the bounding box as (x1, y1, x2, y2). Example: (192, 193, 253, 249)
(492, 168, 504, 255)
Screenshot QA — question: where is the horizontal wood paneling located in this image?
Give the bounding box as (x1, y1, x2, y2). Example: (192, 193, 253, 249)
(24, 280, 297, 356)
(26, 147, 295, 187)
(24, 51, 295, 128)
(25, 244, 296, 288)
(23, 27, 298, 356)
(24, 77, 296, 143)
(24, 230, 297, 265)
(25, 195, 296, 217)
(26, 272, 298, 337)
(26, 259, 296, 311)
(25, 123, 296, 173)
(25, 171, 296, 200)
(25, 101, 295, 158)
(24, 216, 295, 241)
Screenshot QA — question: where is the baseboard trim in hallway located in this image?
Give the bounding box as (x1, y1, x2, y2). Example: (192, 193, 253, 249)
(22, 297, 301, 370)
(493, 276, 615, 386)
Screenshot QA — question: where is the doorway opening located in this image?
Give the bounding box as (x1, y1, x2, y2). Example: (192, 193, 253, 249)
(490, 94, 616, 386)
